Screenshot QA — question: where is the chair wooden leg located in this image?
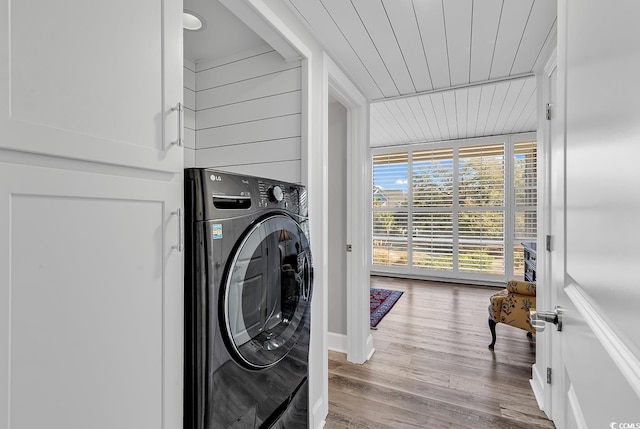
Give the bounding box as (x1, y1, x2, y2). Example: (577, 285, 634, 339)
(488, 318, 497, 350)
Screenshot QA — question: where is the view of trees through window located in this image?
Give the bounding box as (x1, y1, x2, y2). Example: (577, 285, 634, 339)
(372, 136, 537, 282)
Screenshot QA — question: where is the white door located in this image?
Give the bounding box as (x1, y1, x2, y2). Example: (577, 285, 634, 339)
(543, 1, 640, 427)
(0, 0, 183, 172)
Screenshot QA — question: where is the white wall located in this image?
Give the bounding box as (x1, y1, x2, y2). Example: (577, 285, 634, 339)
(327, 100, 347, 339)
(193, 45, 303, 183)
(184, 59, 196, 167)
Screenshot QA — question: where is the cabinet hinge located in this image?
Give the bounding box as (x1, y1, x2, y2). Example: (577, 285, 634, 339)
(546, 367, 552, 384)
(546, 235, 552, 252)
(546, 103, 552, 120)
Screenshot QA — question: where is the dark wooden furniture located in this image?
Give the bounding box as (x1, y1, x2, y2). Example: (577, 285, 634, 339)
(522, 241, 537, 282)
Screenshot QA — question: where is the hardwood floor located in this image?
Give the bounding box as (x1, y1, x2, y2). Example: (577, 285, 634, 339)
(325, 276, 555, 429)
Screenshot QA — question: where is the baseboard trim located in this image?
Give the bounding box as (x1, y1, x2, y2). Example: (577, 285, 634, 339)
(530, 369, 545, 411)
(312, 397, 325, 429)
(366, 333, 375, 361)
(327, 332, 347, 354)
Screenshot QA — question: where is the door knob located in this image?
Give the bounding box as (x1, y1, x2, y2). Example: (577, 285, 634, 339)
(530, 307, 563, 332)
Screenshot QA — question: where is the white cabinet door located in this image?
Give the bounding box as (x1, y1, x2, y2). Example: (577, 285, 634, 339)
(0, 0, 183, 172)
(0, 163, 183, 429)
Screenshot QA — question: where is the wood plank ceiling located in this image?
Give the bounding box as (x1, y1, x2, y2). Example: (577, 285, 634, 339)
(284, 0, 557, 147)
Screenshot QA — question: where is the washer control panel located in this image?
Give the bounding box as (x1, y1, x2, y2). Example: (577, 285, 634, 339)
(268, 185, 284, 202)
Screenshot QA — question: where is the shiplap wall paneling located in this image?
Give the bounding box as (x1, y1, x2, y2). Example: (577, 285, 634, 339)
(510, 0, 557, 74)
(285, 0, 556, 102)
(406, 97, 434, 142)
(194, 47, 302, 183)
(475, 85, 496, 137)
(489, 79, 526, 136)
(196, 47, 295, 89)
(197, 114, 301, 148)
(508, 92, 536, 135)
(430, 94, 451, 141)
(184, 59, 196, 167)
(481, 81, 510, 136)
(370, 104, 400, 147)
(455, 89, 469, 139)
(320, 0, 398, 98)
(490, 0, 535, 79)
(442, 0, 473, 86)
(413, 0, 450, 90)
(381, 0, 433, 93)
(500, 78, 536, 135)
(442, 91, 459, 140)
(470, 0, 503, 83)
(378, 102, 413, 144)
(286, 0, 384, 99)
(419, 95, 445, 142)
(197, 67, 301, 110)
(197, 92, 300, 129)
(466, 86, 483, 138)
(387, 100, 420, 143)
(369, 78, 537, 148)
(350, 0, 415, 95)
(369, 120, 394, 148)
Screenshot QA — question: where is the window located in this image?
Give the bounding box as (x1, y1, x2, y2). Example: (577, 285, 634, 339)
(513, 140, 537, 277)
(458, 144, 505, 275)
(412, 148, 454, 270)
(371, 134, 537, 283)
(372, 152, 408, 267)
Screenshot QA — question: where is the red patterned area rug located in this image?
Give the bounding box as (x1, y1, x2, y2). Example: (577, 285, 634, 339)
(370, 288, 404, 327)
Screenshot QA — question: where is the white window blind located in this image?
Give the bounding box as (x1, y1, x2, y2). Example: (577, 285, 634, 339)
(372, 152, 408, 267)
(412, 148, 454, 207)
(513, 140, 538, 277)
(458, 144, 505, 275)
(412, 148, 454, 270)
(412, 212, 453, 270)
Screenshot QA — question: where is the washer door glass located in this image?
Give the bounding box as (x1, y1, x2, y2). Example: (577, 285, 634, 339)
(223, 214, 312, 369)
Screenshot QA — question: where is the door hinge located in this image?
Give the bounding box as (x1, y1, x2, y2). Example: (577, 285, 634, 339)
(546, 235, 552, 252)
(546, 103, 552, 120)
(346, 244, 352, 252)
(546, 367, 552, 384)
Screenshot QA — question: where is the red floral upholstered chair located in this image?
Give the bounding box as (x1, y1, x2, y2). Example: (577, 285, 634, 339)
(487, 280, 536, 350)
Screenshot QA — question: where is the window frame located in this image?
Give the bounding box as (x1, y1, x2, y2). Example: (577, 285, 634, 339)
(371, 132, 537, 284)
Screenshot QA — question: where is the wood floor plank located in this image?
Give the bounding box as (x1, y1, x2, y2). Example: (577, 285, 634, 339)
(325, 276, 555, 429)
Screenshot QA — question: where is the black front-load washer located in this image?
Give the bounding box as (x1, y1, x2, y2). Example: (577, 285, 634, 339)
(184, 168, 313, 429)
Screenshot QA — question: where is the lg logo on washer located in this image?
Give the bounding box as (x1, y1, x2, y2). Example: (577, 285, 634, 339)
(210, 175, 222, 182)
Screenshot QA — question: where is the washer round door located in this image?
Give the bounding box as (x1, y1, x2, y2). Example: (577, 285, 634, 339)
(222, 214, 312, 369)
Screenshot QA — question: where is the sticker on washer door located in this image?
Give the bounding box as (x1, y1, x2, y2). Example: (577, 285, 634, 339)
(212, 224, 223, 239)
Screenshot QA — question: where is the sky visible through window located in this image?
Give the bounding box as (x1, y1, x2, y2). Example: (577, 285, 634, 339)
(373, 155, 527, 194)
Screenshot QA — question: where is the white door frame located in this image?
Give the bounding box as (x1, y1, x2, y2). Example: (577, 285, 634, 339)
(530, 47, 558, 419)
(325, 53, 374, 364)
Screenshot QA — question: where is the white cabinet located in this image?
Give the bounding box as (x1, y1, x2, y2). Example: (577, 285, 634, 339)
(0, 164, 183, 429)
(0, 0, 184, 427)
(0, 0, 183, 172)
